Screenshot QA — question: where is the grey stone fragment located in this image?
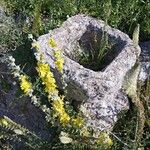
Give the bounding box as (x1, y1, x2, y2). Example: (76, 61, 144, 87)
(37, 14, 141, 131)
(0, 62, 51, 142)
(139, 41, 150, 81)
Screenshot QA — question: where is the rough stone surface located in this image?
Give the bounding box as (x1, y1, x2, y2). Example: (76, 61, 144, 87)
(139, 41, 150, 81)
(37, 14, 141, 131)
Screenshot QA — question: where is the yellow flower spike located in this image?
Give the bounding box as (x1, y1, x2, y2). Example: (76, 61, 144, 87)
(0, 118, 8, 126)
(60, 112, 70, 125)
(55, 58, 64, 73)
(54, 50, 64, 73)
(73, 116, 84, 127)
(52, 99, 64, 113)
(31, 40, 40, 50)
(48, 38, 57, 48)
(52, 98, 70, 125)
(44, 83, 57, 94)
(37, 63, 58, 94)
(36, 63, 50, 78)
(34, 40, 69, 125)
(19, 75, 32, 95)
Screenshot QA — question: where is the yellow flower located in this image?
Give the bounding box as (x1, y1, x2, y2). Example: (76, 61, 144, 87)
(31, 41, 40, 50)
(48, 38, 57, 48)
(48, 38, 64, 72)
(73, 116, 84, 127)
(60, 112, 70, 124)
(55, 58, 64, 73)
(44, 75, 57, 94)
(0, 118, 8, 126)
(54, 50, 64, 73)
(37, 63, 50, 78)
(36, 63, 58, 94)
(97, 132, 113, 146)
(52, 98, 70, 125)
(52, 99, 64, 113)
(19, 75, 32, 94)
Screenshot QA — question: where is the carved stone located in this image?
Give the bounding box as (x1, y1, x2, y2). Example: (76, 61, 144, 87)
(37, 14, 141, 131)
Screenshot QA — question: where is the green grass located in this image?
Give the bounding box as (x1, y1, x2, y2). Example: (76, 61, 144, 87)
(2, 0, 150, 41)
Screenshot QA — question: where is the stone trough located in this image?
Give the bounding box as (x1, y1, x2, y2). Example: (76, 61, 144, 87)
(37, 14, 141, 131)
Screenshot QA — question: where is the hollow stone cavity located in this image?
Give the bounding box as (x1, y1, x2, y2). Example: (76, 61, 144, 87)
(77, 25, 126, 71)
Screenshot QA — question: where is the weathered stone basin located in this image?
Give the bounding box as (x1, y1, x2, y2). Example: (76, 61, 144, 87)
(37, 14, 141, 131)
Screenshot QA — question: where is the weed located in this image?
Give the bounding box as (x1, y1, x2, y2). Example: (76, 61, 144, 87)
(112, 78, 150, 149)
(79, 30, 113, 71)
